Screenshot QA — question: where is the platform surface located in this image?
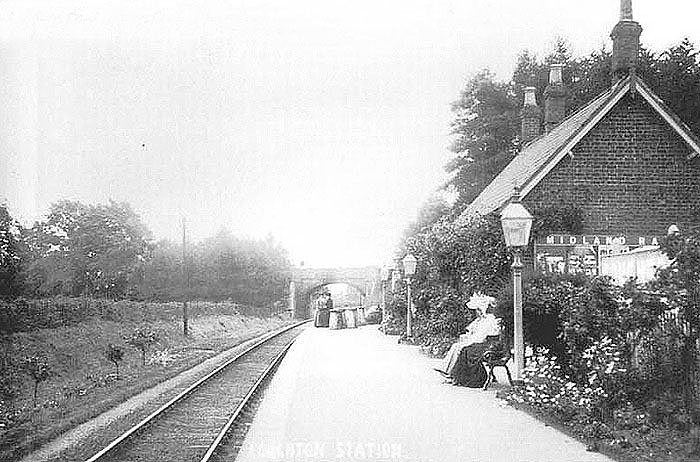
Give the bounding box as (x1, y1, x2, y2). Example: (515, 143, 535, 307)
(236, 325, 613, 462)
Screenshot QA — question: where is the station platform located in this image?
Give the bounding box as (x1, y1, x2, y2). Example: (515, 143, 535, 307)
(236, 325, 613, 462)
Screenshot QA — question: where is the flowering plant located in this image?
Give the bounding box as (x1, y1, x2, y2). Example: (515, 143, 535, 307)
(504, 339, 627, 425)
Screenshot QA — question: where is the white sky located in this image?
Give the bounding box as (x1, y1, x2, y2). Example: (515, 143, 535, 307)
(2, 0, 700, 268)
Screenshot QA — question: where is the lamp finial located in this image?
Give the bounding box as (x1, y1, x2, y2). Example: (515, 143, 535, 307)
(620, 0, 633, 21)
(511, 183, 521, 203)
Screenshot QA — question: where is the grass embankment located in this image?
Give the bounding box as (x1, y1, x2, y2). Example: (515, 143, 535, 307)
(0, 300, 294, 462)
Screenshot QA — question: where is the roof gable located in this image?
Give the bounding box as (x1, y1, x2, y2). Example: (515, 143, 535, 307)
(459, 76, 700, 221)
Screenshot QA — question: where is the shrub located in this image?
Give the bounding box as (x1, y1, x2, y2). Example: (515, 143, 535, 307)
(558, 277, 625, 380)
(494, 271, 588, 357)
(125, 328, 159, 366)
(389, 213, 510, 342)
(105, 344, 124, 379)
(0, 363, 20, 404)
(21, 354, 53, 407)
(505, 338, 630, 423)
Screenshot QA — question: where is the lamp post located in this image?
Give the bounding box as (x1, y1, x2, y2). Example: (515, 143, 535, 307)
(380, 266, 390, 332)
(500, 188, 533, 382)
(402, 253, 417, 339)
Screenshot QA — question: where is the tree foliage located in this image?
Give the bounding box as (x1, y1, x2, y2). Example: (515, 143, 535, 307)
(389, 213, 510, 343)
(0, 200, 291, 308)
(22, 200, 151, 298)
(124, 328, 159, 366)
(0, 205, 24, 298)
(138, 230, 291, 307)
(446, 70, 520, 208)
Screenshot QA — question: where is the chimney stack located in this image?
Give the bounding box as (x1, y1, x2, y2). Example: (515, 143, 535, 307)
(521, 86, 541, 144)
(611, 0, 642, 82)
(544, 63, 567, 132)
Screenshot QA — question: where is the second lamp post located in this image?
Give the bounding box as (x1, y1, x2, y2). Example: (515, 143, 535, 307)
(402, 253, 417, 338)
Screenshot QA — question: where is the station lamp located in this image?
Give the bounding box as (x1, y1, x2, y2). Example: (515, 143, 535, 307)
(500, 188, 533, 383)
(402, 253, 417, 339)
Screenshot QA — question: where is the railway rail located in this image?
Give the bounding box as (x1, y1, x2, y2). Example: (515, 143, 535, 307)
(83, 320, 309, 462)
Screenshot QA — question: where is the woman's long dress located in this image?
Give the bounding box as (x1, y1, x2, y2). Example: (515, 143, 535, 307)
(450, 343, 488, 387)
(436, 313, 501, 388)
(314, 308, 330, 327)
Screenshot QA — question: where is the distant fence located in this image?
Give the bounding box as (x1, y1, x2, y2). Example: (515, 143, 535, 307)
(0, 297, 289, 334)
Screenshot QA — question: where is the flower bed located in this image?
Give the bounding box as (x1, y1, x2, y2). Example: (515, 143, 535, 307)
(500, 346, 700, 461)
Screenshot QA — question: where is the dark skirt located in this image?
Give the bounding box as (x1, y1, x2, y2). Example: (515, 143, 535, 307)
(314, 309, 330, 327)
(450, 343, 488, 388)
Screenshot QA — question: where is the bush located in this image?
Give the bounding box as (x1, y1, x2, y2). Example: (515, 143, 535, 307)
(124, 328, 159, 366)
(21, 354, 53, 407)
(494, 271, 588, 355)
(505, 339, 630, 449)
(105, 344, 124, 379)
(388, 213, 510, 342)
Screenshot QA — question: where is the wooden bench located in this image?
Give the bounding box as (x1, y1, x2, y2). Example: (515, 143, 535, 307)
(481, 335, 513, 390)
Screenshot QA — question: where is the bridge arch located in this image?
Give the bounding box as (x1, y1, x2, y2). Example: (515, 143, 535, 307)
(289, 266, 381, 319)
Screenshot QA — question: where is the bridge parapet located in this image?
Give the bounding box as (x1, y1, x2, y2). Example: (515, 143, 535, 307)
(289, 266, 381, 319)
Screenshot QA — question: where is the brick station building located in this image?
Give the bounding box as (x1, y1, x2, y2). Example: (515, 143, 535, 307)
(460, 0, 700, 278)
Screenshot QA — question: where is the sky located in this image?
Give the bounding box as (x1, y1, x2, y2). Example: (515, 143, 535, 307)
(2, 0, 700, 268)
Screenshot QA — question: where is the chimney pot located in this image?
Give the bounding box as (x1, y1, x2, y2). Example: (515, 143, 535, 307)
(520, 86, 541, 144)
(549, 63, 563, 85)
(523, 86, 537, 107)
(544, 64, 567, 132)
(611, 0, 642, 82)
(620, 0, 633, 21)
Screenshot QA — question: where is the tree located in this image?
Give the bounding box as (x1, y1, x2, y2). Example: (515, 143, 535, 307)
(646, 38, 700, 135)
(125, 328, 159, 366)
(21, 354, 53, 407)
(23, 200, 152, 298)
(0, 205, 24, 297)
(137, 239, 183, 300)
(401, 193, 452, 241)
(446, 70, 520, 209)
(105, 344, 124, 379)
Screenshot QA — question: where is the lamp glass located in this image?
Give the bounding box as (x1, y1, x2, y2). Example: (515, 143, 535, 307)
(402, 254, 417, 276)
(500, 202, 533, 247)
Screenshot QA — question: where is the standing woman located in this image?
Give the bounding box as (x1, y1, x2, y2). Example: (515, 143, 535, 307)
(314, 294, 330, 327)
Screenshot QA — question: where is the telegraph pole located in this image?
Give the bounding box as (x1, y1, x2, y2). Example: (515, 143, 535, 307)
(182, 217, 189, 337)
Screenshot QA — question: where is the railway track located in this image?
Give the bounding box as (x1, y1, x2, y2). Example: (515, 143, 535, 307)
(84, 321, 309, 462)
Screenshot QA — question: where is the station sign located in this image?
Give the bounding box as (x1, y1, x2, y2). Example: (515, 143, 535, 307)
(534, 234, 661, 276)
(536, 234, 661, 247)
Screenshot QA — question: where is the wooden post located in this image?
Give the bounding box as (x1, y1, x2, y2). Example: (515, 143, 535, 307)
(182, 217, 189, 337)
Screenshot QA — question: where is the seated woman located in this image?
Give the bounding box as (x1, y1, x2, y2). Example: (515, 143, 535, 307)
(434, 293, 502, 387)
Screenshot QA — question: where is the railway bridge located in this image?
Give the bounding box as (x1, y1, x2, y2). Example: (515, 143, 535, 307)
(288, 266, 381, 319)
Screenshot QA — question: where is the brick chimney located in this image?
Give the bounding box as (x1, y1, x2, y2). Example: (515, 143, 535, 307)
(544, 63, 566, 132)
(611, 0, 642, 82)
(521, 86, 541, 144)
